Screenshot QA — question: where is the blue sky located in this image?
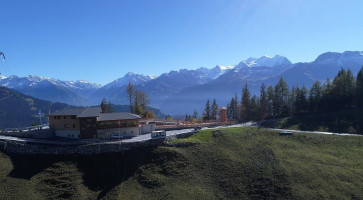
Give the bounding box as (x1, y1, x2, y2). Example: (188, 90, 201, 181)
(0, 0, 362, 85)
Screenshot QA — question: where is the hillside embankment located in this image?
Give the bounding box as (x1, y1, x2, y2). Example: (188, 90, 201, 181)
(0, 127, 362, 199)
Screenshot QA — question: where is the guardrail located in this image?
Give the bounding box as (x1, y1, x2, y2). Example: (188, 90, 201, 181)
(1, 124, 50, 134)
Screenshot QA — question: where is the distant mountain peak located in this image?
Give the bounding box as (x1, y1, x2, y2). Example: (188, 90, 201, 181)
(237, 54, 291, 68)
(102, 72, 153, 89)
(215, 65, 234, 70)
(125, 72, 135, 76)
(314, 51, 363, 64)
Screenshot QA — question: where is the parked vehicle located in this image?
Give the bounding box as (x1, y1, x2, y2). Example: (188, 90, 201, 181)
(279, 131, 293, 136)
(151, 130, 166, 139)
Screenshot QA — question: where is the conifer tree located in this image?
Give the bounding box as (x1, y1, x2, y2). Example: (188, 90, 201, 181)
(211, 99, 219, 120)
(332, 68, 355, 109)
(241, 83, 251, 121)
(356, 66, 363, 107)
(250, 95, 260, 121)
(259, 83, 267, 120)
(100, 98, 107, 113)
(267, 85, 274, 118)
(192, 109, 198, 119)
(288, 86, 297, 116)
(234, 93, 239, 120)
(321, 78, 333, 111)
(309, 81, 323, 112)
(134, 90, 149, 117)
(273, 77, 289, 117)
(227, 98, 235, 119)
(294, 86, 308, 114)
(203, 99, 211, 120)
(126, 82, 135, 113)
(106, 101, 114, 113)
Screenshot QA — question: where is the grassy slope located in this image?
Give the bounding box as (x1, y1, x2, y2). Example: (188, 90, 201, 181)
(0, 127, 362, 199)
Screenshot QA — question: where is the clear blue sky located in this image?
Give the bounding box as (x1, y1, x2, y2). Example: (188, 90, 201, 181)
(0, 0, 362, 85)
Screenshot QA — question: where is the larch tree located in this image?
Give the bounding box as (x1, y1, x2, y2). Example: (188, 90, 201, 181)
(126, 82, 135, 113)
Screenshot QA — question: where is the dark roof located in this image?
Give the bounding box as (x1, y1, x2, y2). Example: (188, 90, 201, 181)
(97, 112, 141, 122)
(49, 108, 86, 116)
(77, 107, 101, 118)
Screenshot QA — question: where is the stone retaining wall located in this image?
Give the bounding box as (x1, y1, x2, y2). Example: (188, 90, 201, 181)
(0, 129, 55, 139)
(0, 130, 197, 155)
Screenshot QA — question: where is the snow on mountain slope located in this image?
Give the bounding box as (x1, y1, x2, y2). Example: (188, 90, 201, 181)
(236, 55, 292, 68)
(102, 72, 154, 89)
(0, 75, 101, 91)
(197, 65, 235, 80)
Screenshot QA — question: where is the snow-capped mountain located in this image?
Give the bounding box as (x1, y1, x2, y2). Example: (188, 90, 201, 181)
(1, 51, 362, 116)
(197, 65, 235, 80)
(236, 55, 292, 68)
(102, 72, 154, 90)
(88, 72, 155, 105)
(0, 75, 101, 91)
(0, 75, 102, 105)
(154, 51, 363, 115)
(274, 51, 363, 87)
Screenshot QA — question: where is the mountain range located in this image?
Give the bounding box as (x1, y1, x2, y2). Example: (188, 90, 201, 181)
(1, 51, 363, 115)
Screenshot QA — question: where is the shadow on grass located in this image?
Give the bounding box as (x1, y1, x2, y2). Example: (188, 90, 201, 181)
(5, 146, 158, 199)
(7, 153, 62, 180)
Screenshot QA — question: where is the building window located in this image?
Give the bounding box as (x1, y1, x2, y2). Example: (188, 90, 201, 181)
(64, 116, 66, 119)
(71, 116, 76, 119)
(73, 124, 75, 128)
(54, 116, 57, 120)
(57, 116, 60, 119)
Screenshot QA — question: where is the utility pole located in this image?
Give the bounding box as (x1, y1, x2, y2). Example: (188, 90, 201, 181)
(38, 110, 42, 129)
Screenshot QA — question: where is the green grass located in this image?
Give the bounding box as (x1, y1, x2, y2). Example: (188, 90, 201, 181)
(0, 127, 362, 199)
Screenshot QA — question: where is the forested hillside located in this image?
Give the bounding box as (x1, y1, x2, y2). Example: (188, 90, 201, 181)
(215, 66, 363, 133)
(0, 86, 70, 129)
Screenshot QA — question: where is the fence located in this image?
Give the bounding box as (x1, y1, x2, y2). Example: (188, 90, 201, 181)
(0, 126, 55, 139)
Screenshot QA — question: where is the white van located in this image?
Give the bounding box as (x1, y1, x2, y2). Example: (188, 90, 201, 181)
(151, 130, 166, 139)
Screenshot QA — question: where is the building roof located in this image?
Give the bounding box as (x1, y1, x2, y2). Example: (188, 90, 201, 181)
(97, 112, 141, 122)
(77, 107, 101, 118)
(49, 107, 139, 121)
(49, 108, 86, 116)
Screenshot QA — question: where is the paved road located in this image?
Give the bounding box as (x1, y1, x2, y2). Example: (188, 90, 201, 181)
(0, 128, 198, 146)
(0, 123, 360, 146)
(104, 128, 196, 144)
(263, 127, 362, 137)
